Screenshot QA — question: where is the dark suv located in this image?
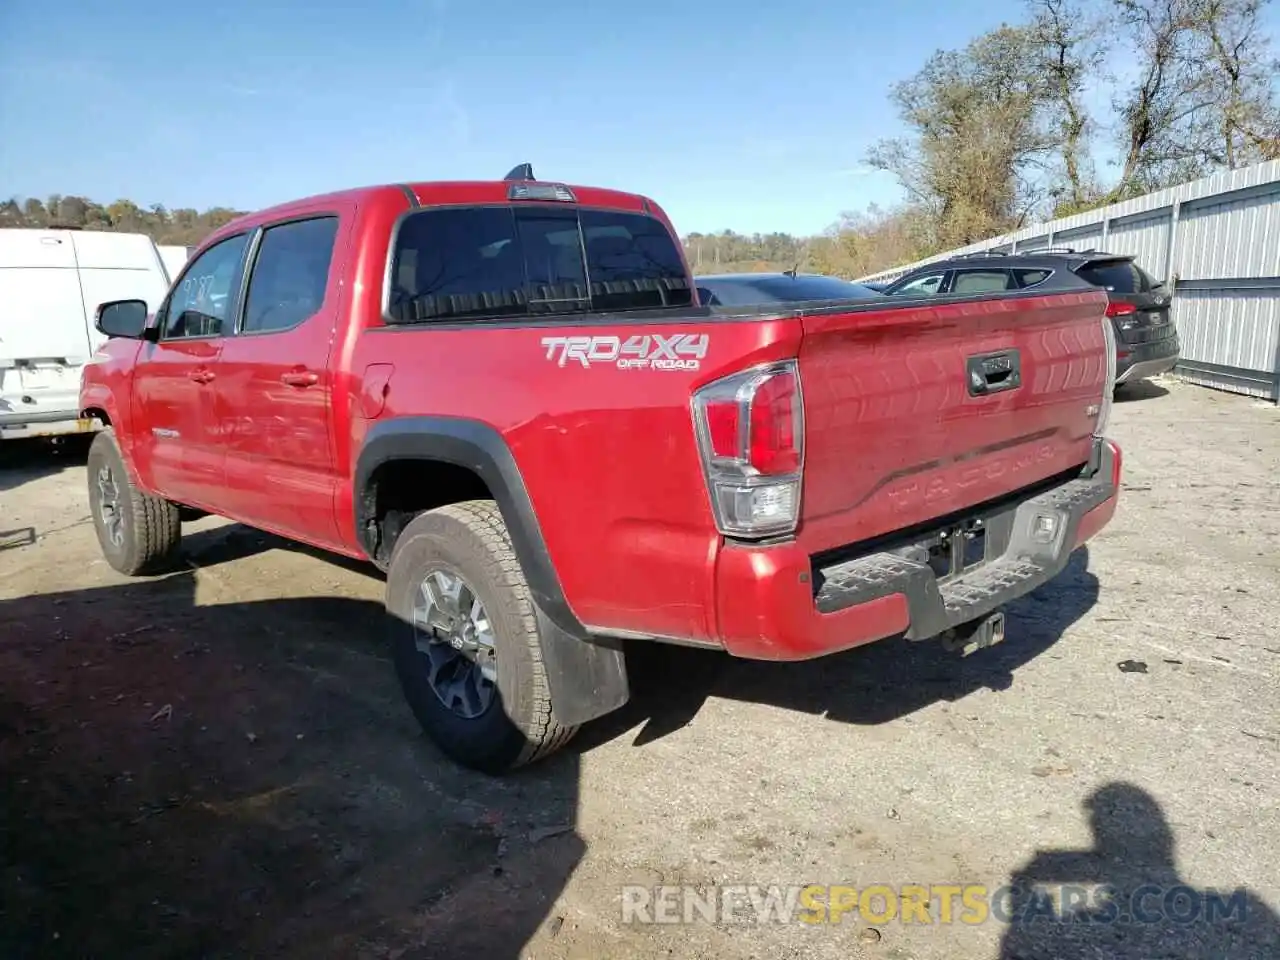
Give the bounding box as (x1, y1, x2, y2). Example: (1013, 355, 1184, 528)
(881, 249, 1181, 387)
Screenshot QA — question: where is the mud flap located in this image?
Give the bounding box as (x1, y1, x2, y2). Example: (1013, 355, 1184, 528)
(534, 604, 630, 727)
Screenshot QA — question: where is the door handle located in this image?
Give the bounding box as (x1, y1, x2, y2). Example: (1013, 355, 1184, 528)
(281, 370, 319, 388)
(188, 369, 216, 384)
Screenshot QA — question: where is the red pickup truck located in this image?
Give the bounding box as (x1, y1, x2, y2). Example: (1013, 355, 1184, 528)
(80, 167, 1122, 773)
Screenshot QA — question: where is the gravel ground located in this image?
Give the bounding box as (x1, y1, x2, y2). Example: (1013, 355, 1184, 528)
(1, 376, 1277, 960)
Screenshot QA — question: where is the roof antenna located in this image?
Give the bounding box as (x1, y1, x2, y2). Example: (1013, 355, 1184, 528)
(504, 163, 535, 181)
(783, 242, 808, 278)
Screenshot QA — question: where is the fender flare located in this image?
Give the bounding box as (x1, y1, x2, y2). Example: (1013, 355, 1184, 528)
(78, 385, 119, 428)
(78, 387, 129, 460)
(353, 416, 629, 726)
(354, 415, 582, 637)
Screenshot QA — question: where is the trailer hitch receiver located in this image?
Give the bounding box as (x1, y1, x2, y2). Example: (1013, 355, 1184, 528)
(942, 610, 1007, 657)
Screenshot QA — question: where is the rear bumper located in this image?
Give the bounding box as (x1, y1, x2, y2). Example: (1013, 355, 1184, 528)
(715, 439, 1122, 660)
(0, 416, 100, 440)
(0, 407, 98, 440)
(1, 382, 88, 439)
(1116, 336, 1179, 384)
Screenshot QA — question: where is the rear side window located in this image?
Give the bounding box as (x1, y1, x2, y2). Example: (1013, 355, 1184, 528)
(242, 217, 339, 334)
(952, 270, 1015, 294)
(1014, 268, 1052, 287)
(1076, 260, 1157, 293)
(387, 206, 692, 323)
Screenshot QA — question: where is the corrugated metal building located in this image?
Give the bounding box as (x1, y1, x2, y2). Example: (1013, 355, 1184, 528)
(859, 159, 1280, 400)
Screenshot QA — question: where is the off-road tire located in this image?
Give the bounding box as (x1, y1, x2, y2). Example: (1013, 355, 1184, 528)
(86, 429, 182, 575)
(387, 500, 578, 774)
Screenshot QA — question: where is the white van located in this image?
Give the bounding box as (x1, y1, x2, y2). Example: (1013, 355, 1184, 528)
(157, 244, 191, 284)
(0, 228, 172, 440)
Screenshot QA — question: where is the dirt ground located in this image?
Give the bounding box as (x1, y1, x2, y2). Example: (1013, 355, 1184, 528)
(2, 377, 1277, 960)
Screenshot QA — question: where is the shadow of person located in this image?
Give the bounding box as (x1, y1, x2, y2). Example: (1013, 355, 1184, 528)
(579, 547, 1099, 752)
(998, 783, 1279, 959)
(0, 568, 580, 960)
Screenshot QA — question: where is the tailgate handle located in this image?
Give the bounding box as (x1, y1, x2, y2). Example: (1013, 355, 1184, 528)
(967, 350, 1021, 396)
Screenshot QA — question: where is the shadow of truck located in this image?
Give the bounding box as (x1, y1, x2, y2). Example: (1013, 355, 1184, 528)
(0, 570, 580, 960)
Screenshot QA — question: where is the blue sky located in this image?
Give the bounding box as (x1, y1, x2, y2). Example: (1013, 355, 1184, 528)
(0, 0, 1244, 237)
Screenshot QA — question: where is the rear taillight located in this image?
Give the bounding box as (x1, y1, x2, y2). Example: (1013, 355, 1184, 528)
(1096, 314, 1117, 436)
(1106, 301, 1139, 331)
(691, 360, 804, 538)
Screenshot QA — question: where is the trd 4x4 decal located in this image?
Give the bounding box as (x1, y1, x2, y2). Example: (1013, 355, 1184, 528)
(541, 333, 708, 371)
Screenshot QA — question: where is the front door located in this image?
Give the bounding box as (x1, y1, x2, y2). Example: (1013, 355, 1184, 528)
(216, 213, 346, 548)
(130, 232, 251, 508)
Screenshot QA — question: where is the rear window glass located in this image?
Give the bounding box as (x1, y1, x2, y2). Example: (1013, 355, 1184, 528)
(1076, 260, 1158, 293)
(386, 206, 691, 323)
(749, 275, 883, 303)
(582, 210, 693, 311)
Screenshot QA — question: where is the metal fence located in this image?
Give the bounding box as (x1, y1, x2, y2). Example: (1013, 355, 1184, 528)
(858, 159, 1280, 401)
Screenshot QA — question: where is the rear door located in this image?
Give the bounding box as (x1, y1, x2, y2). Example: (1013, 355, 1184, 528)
(132, 232, 251, 506)
(71, 232, 172, 353)
(0, 230, 90, 421)
(215, 212, 347, 547)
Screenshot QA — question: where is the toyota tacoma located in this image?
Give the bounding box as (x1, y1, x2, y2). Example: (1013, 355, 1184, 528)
(80, 166, 1122, 773)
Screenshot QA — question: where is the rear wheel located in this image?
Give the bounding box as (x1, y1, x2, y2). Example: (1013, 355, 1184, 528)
(386, 501, 577, 774)
(86, 430, 182, 575)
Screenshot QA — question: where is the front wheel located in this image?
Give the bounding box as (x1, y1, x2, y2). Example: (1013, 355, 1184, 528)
(386, 501, 578, 774)
(86, 430, 182, 575)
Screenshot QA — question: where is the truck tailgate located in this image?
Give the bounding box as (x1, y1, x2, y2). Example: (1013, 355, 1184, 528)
(796, 290, 1108, 552)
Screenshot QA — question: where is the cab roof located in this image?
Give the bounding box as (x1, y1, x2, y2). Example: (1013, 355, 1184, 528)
(210, 166, 665, 244)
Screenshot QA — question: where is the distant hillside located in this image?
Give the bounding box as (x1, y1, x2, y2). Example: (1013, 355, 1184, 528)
(3, 192, 929, 281)
(0, 195, 247, 247)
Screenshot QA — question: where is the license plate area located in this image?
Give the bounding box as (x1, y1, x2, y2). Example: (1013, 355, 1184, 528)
(892, 516, 992, 583)
(932, 518, 988, 582)
(18, 365, 75, 391)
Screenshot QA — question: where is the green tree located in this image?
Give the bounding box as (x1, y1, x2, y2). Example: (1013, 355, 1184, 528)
(21, 198, 48, 225)
(867, 26, 1054, 248)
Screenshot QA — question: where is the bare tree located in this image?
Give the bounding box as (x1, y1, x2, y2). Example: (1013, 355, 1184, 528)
(1190, 0, 1280, 166)
(1107, 0, 1222, 198)
(1027, 0, 1110, 212)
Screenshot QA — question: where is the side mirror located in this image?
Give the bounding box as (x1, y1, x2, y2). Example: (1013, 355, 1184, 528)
(95, 299, 149, 339)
